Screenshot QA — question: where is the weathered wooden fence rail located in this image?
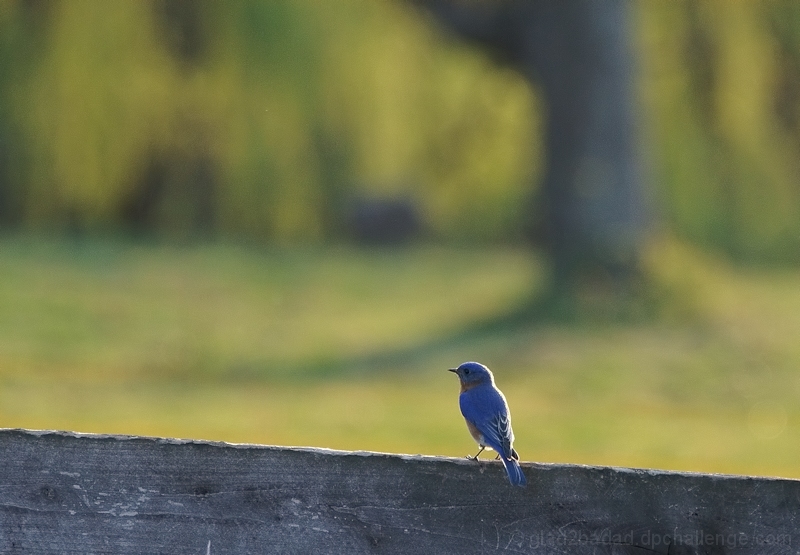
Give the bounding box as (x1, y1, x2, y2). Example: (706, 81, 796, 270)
(0, 428, 797, 554)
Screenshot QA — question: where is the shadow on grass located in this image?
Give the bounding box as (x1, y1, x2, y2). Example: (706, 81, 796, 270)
(281, 282, 673, 380)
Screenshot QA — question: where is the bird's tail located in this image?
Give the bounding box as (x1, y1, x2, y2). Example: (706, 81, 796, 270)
(501, 456, 526, 487)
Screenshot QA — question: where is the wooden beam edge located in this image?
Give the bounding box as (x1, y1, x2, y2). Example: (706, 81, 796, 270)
(2, 427, 796, 485)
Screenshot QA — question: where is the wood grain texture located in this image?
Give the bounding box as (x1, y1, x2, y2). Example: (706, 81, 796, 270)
(0, 428, 797, 554)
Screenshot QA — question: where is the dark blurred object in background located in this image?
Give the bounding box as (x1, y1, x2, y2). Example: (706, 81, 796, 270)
(414, 0, 648, 296)
(346, 194, 422, 245)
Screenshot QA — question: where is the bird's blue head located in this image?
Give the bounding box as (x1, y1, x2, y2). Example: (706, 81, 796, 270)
(448, 361, 494, 388)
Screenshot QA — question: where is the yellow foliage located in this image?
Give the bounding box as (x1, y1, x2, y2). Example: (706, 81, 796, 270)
(19, 1, 173, 225)
(3, 0, 800, 254)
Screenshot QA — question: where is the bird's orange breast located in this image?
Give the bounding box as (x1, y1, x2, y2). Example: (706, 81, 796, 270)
(459, 380, 480, 394)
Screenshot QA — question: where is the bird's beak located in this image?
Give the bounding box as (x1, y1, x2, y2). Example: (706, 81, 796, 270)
(447, 368, 458, 373)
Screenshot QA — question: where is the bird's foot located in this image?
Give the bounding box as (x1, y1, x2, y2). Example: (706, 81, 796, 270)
(466, 446, 486, 461)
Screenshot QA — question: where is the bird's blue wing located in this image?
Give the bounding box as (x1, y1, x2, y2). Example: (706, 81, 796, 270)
(459, 385, 515, 459)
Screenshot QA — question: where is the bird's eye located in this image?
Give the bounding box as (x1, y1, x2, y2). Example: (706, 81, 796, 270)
(463, 369, 470, 375)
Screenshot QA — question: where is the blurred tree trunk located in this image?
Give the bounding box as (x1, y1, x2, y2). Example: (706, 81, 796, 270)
(413, 0, 650, 298)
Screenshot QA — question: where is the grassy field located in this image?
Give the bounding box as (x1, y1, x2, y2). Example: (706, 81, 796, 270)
(1, 235, 799, 479)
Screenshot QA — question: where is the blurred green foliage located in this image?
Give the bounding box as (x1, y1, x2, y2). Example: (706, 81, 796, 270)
(0, 0, 537, 241)
(640, 1, 800, 262)
(2, 0, 800, 258)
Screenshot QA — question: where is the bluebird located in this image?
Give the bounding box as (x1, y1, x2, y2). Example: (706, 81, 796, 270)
(449, 361, 526, 487)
